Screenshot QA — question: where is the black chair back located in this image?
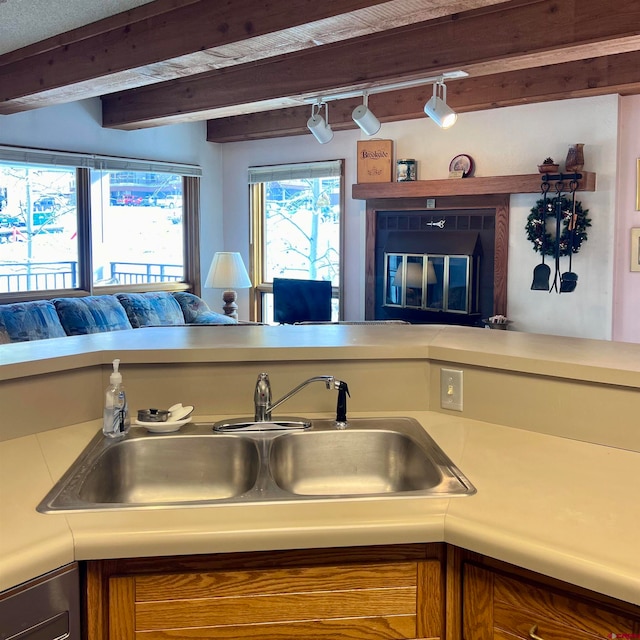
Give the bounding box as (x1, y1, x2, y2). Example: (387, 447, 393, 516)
(273, 278, 332, 324)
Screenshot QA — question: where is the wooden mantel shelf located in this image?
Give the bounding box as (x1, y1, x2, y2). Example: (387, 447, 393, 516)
(352, 172, 596, 200)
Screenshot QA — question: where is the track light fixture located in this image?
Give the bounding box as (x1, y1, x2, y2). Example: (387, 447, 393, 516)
(305, 71, 466, 142)
(351, 92, 381, 136)
(424, 79, 457, 129)
(307, 100, 334, 144)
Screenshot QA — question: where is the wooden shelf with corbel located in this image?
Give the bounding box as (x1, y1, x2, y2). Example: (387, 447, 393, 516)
(352, 172, 596, 200)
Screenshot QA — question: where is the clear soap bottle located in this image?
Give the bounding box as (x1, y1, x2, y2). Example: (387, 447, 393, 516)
(102, 358, 130, 438)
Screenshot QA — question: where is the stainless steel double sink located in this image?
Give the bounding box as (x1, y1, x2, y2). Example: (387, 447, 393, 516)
(37, 417, 475, 512)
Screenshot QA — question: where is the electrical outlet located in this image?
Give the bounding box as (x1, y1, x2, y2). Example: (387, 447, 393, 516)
(440, 368, 463, 411)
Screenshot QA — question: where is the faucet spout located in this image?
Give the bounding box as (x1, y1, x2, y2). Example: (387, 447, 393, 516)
(253, 373, 345, 421)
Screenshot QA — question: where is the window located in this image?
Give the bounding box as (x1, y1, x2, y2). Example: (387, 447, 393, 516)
(0, 146, 200, 300)
(90, 169, 184, 286)
(250, 160, 344, 323)
(0, 164, 78, 292)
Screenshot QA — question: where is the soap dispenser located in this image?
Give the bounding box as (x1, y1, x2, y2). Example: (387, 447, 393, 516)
(103, 358, 130, 438)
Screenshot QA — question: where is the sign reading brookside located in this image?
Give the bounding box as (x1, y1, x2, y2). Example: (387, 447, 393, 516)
(357, 140, 394, 183)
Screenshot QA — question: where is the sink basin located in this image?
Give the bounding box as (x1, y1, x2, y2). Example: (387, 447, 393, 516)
(270, 429, 442, 496)
(77, 436, 259, 505)
(38, 417, 475, 512)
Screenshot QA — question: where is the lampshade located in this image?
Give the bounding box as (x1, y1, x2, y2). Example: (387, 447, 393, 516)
(205, 252, 251, 289)
(426, 260, 438, 284)
(392, 261, 424, 288)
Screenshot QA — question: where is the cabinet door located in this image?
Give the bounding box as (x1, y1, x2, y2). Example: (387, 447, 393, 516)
(87, 546, 445, 640)
(462, 562, 640, 640)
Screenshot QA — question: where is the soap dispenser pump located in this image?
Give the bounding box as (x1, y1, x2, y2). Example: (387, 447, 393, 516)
(103, 358, 130, 438)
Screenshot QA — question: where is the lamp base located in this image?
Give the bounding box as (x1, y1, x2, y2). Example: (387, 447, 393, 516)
(221, 290, 238, 320)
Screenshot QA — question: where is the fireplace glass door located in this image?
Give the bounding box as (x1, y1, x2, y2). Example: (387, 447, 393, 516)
(384, 252, 475, 314)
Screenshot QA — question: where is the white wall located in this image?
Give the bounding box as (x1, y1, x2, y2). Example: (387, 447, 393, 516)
(0, 98, 225, 306)
(613, 95, 640, 343)
(222, 95, 619, 339)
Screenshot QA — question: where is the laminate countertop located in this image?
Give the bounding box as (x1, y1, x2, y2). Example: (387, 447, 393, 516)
(2, 410, 639, 607)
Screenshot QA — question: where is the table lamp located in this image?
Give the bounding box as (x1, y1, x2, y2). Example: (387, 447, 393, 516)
(205, 252, 251, 320)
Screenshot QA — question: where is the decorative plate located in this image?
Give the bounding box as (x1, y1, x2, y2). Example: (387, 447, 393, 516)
(449, 154, 474, 177)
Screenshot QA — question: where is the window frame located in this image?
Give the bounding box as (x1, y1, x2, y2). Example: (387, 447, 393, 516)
(0, 146, 201, 303)
(249, 160, 345, 323)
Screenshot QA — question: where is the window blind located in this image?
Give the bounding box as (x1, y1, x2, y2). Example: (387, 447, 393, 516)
(248, 160, 342, 184)
(0, 145, 202, 176)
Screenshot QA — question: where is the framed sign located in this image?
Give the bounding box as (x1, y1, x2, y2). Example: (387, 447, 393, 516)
(357, 139, 393, 183)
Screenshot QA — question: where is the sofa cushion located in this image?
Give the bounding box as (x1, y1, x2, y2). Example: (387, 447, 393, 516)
(172, 292, 237, 325)
(0, 300, 67, 342)
(53, 295, 133, 335)
(190, 310, 238, 325)
(115, 292, 185, 328)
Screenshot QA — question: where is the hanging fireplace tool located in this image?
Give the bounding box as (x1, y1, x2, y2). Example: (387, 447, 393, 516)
(531, 180, 551, 290)
(559, 179, 579, 293)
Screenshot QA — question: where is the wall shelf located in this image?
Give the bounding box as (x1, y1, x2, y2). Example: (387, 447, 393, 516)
(352, 172, 596, 200)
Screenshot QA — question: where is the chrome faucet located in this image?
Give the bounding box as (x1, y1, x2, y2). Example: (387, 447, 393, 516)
(254, 372, 344, 421)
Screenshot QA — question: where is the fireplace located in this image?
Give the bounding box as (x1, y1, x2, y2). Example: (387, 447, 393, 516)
(363, 194, 510, 324)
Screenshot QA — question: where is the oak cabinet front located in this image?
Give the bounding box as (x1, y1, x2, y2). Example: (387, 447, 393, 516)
(461, 561, 640, 640)
(86, 544, 445, 640)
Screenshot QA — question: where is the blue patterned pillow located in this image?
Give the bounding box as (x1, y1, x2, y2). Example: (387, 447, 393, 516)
(0, 300, 66, 342)
(115, 292, 185, 328)
(190, 310, 237, 325)
(172, 292, 237, 324)
(53, 296, 133, 335)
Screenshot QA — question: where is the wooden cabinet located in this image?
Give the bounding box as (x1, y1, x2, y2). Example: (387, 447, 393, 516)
(460, 556, 640, 640)
(85, 544, 445, 640)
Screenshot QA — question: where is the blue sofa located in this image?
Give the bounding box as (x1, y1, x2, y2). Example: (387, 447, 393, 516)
(0, 291, 236, 343)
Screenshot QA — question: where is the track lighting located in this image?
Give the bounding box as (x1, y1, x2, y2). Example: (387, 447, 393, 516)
(305, 71, 466, 142)
(352, 92, 381, 136)
(424, 80, 457, 129)
(307, 101, 334, 144)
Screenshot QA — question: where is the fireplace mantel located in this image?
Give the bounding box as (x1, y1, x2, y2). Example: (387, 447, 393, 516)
(352, 172, 596, 200)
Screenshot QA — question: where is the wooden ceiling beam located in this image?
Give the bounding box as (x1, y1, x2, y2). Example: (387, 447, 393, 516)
(206, 51, 640, 142)
(0, 0, 512, 114)
(102, 0, 640, 129)
(0, 0, 399, 113)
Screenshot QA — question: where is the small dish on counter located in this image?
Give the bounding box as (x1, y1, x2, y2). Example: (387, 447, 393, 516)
(135, 416, 192, 433)
(135, 403, 194, 433)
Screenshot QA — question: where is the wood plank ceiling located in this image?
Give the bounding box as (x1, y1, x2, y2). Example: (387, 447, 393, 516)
(1, 0, 639, 142)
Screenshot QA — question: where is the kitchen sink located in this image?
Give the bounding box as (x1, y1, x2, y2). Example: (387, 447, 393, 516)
(38, 417, 475, 512)
(77, 436, 260, 504)
(269, 429, 443, 496)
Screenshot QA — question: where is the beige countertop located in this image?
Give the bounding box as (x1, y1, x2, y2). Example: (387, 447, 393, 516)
(2, 410, 639, 607)
(3, 324, 640, 388)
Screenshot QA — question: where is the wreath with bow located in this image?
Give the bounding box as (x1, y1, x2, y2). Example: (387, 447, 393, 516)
(525, 196, 591, 257)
